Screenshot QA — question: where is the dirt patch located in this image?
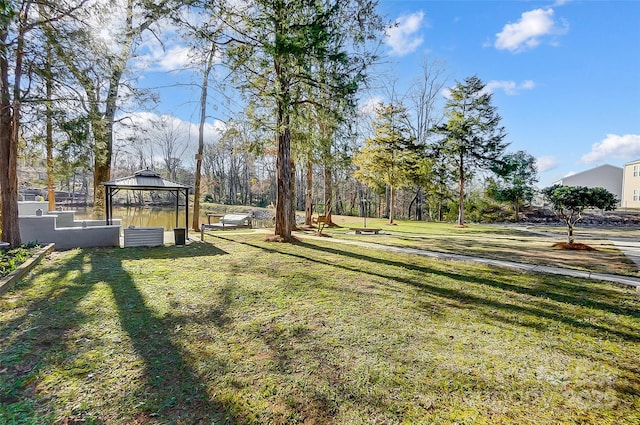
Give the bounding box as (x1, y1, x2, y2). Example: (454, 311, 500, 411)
(265, 234, 299, 243)
(552, 242, 596, 251)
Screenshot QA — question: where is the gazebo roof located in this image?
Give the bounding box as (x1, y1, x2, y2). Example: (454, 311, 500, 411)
(102, 169, 190, 191)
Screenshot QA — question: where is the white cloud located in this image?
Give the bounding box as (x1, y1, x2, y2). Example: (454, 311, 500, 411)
(114, 112, 226, 167)
(135, 40, 226, 73)
(133, 41, 197, 72)
(386, 11, 425, 57)
(581, 134, 640, 164)
(485, 80, 536, 95)
(537, 155, 558, 172)
(440, 79, 535, 100)
(495, 8, 568, 53)
(360, 96, 384, 115)
(155, 46, 197, 72)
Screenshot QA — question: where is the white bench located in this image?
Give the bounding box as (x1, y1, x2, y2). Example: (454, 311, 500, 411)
(219, 214, 253, 228)
(201, 213, 253, 241)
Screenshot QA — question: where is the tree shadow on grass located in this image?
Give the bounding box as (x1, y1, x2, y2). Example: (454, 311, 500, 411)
(303, 239, 639, 317)
(117, 240, 229, 261)
(95, 246, 234, 423)
(213, 234, 640, 343)
(303, 241, 640, 341)
(0, 244, 235, 424)
(0, 250, 94, 422)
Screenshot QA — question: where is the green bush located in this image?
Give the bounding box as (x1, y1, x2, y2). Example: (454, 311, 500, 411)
(444, 193, 511, 223)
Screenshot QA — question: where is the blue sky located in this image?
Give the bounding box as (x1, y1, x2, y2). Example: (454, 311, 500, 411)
(134, 0, 640, 188)
(373, 0, 640, 186)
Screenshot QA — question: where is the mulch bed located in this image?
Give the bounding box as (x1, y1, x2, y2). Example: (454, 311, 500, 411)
(552, 242, 596, 251)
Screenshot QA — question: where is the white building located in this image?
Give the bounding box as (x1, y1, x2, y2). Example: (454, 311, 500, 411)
(554, 164, 623, 203)
(621, 159, 640, 209)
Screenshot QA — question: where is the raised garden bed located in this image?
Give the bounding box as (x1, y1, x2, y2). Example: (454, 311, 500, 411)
(0, 243, 55, 295)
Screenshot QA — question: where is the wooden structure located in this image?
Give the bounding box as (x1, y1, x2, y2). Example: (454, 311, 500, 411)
(312, 215, 329, 225)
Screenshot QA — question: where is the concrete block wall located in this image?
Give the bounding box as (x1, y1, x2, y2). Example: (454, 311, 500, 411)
(18, 215, 121, 250)
(17, 201, 49, 216)
(44, 210, 121, 228)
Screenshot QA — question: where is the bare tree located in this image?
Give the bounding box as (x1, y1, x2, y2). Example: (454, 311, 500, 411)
(405, 58, 448, 221)
(154, 116, 189, 181)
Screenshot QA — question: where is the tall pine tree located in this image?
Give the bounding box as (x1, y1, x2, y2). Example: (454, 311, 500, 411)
(434, 76, 508, 226)
(225, 0, 382, 241)
(353, 102, 419, 225)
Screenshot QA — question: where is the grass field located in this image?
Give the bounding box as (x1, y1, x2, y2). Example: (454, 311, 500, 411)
(1, 223, 639, 424)
(317, 217, 639, 276)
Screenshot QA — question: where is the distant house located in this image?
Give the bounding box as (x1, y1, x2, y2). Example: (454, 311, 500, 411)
(621, 159, 640, 209)
(553, 164, 623, 203)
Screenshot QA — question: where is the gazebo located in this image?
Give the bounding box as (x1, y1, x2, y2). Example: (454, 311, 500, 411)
(102, 169, 191, 230)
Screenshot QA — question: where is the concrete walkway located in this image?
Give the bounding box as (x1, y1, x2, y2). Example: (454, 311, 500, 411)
(610, 238, 640, 270)
(289, 231, 640, 289)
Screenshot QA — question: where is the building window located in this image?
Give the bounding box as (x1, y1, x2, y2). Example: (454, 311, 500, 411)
(634, 189, 640, 202)
(634, 165, 640, 177)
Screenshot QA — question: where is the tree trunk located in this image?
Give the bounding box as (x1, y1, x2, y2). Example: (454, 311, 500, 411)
(384, 185, 390, 218)
(290, 158, 297, 230)
(567, 223, 574, 244)
(323, 162, 333, 225)
(273, 94, 293, 241)
(457, 153, 465, 226)
(92, 129, 110, 220)
(192, 44, 216, 231)
(0, 86, 20, 247)
(388, 185, 395, 224)
(408, 193, 415, 220)
(45, 43, 56, 212)
(416, 187, 423, 221)
(0, 20, 22, 247)
(304, 156, 313, 226)
(271, 3, 293, 242)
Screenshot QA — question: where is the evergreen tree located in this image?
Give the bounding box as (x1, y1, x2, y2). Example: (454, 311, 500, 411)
(433, 76, 508, 226)
(353, 102, 419, 224)
(225, 0, 382, 241)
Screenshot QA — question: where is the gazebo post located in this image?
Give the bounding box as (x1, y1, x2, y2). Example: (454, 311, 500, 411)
(184, 188, 189, 231)
(175, 189, 179, 228)
(105, 187, 110, 225)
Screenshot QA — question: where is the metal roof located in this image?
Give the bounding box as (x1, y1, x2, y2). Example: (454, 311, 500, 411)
(102, 169, 190, 190)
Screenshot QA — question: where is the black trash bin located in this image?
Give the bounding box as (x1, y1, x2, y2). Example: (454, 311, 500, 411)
(174, 227, 186, 245)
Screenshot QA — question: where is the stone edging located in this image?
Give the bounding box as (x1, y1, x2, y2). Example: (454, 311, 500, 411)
(0, 243, 55, 296)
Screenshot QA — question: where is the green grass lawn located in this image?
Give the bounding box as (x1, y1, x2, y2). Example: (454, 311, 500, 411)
(1, 231, 639, 424)
(318, 217, 639, 276)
